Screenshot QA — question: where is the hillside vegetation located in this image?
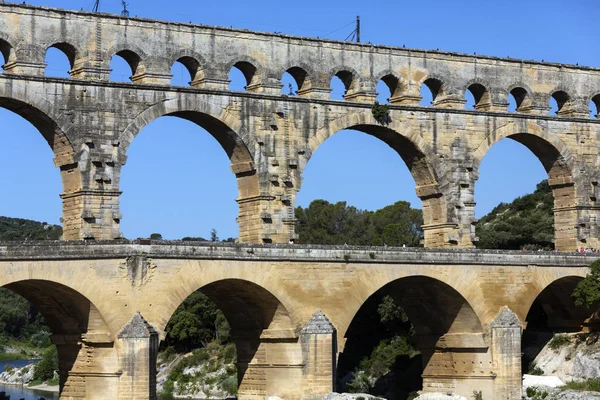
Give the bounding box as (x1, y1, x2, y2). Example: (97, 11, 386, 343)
(476, 180, 554, 250)
(0, 217, 61, 241)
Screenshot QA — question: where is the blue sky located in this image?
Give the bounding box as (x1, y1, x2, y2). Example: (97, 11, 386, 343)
(1, 0, 598, 240)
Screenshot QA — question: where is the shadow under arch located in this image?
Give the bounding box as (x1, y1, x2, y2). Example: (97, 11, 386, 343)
(473, 124, 578, 251)
(305, 112, 449, 248)
(522, 276, 592, 370)
(1, 279, 115, 395)
(160, 278, 297, 397)
(337, 275, 484, 396)
(119, 99, 261, 242)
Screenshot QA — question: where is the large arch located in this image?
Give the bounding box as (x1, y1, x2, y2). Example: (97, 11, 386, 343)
(337, 274, 485, 397)
(473, 122, 578, 251)
(305, 111, 450, 248)
(157, 277, 298, 399)
(119, 98, 261, 242)
(0, 278, 117, 397)
(0, 89, 81, 238)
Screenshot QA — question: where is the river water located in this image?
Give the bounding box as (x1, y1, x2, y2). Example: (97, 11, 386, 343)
(0, 360, 58, 400)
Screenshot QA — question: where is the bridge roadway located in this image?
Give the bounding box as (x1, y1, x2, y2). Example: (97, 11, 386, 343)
(0, 241, 595, 399)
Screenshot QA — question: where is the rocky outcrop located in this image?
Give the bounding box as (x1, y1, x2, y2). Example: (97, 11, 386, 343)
(529, 333, 600, 382)
(413, 394, 467, 400)
(0, 362, 34, 385)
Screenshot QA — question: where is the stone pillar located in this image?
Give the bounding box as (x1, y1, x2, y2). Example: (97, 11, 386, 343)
(300, 310, 336, 397)
(52, 333, 120, 400)
(116, 313, 159, 400)
(235, 333, 304, 400)
(61, 190, 122, 240)
(490, 307, 522, 400)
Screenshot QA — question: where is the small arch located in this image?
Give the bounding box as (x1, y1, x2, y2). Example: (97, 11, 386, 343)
(0, 38, 13, 69)
(507, 86, 532, 112)
(329, 68, 358, 100)
(229, 61, 259, 91)
(281, 70, 298, 95)
(590, 94, 600, 118)
(171, 56, 204, 86)
(282, 66, 311, 95)
(465, 83, 491, 110)
(45, 43, 78, 78)
(419, 77, 445, 106)
(550, 90, 571, 115)
(376, 72, 404, 104)
(110, 49, 143, 82)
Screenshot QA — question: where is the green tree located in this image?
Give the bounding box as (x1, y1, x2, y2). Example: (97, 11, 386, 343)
(573, 259, 600, 307)
(33, 345, 58, 381)
(165, 292, 230, 351)
(150, 233, 163, 240)
(210, 229, 219, 242)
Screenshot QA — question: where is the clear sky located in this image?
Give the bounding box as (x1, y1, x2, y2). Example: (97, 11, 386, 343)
(1, 0, 598, 240)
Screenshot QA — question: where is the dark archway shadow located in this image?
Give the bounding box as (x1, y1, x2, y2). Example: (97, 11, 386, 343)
(338, 276, 483, 399)
(522, 277, 594, 372)
(160, 279, 296, 396)
(1, 279, 112, 394)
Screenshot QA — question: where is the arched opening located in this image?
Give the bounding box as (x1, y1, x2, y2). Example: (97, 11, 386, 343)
(330, 70, 355, 100)
(0, 97, 68, 228)
(281, 66, 309, 96)
(0, 39, 12, 71)
(44, 43, 77, 78)
(475, 134, 575, 251)
(419, 78, 443, 106)
(158, 279, 296, 399)
(0, 279, 114, 398)
(109, 50, 142, 82)
(550, 90, 570, 116)
(590, 94, 600, 118)
(299, 124, 444, 247)
(522, 277, 594, 379)
(338, 276, 484, 398)
(377, 74, 402, 104)
(170, 56, 203, 87)
(465, 83, 490, 110)
(508, 87, 531, 112)
(228, 61, 258, 91)
(120, 110, 258, 242)
(281, 70, 298, 96)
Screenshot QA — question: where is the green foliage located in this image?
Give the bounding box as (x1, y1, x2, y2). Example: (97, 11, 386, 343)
(371, 101, 391, 125)
(33, 345, 58, 382)
(526, 387, 549, 399)
(548, 334, 570, 351)
(476, 180, 554, 250)
(527, 362, 544, 376)
(377, 295, 408, 324)
(561, 377, 600, 391)
(295, 200, 422, 246)
(473, 390, 483, 400)
(359, 335, 417, 378)
(572, 259, 600, 308)
(348, 370, 372, 392)
(0, 216, 61, 241)
(150, 233, 163, 240)
(164, 292, 231, 351)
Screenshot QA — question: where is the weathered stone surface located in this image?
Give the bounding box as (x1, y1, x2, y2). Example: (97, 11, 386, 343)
(1, 3, 600, 249)
(0, 241, 594, 399)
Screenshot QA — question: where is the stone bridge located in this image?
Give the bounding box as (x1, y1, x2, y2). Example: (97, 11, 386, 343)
(0, 241, 595, 400)
(2, 3, 600, 250)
